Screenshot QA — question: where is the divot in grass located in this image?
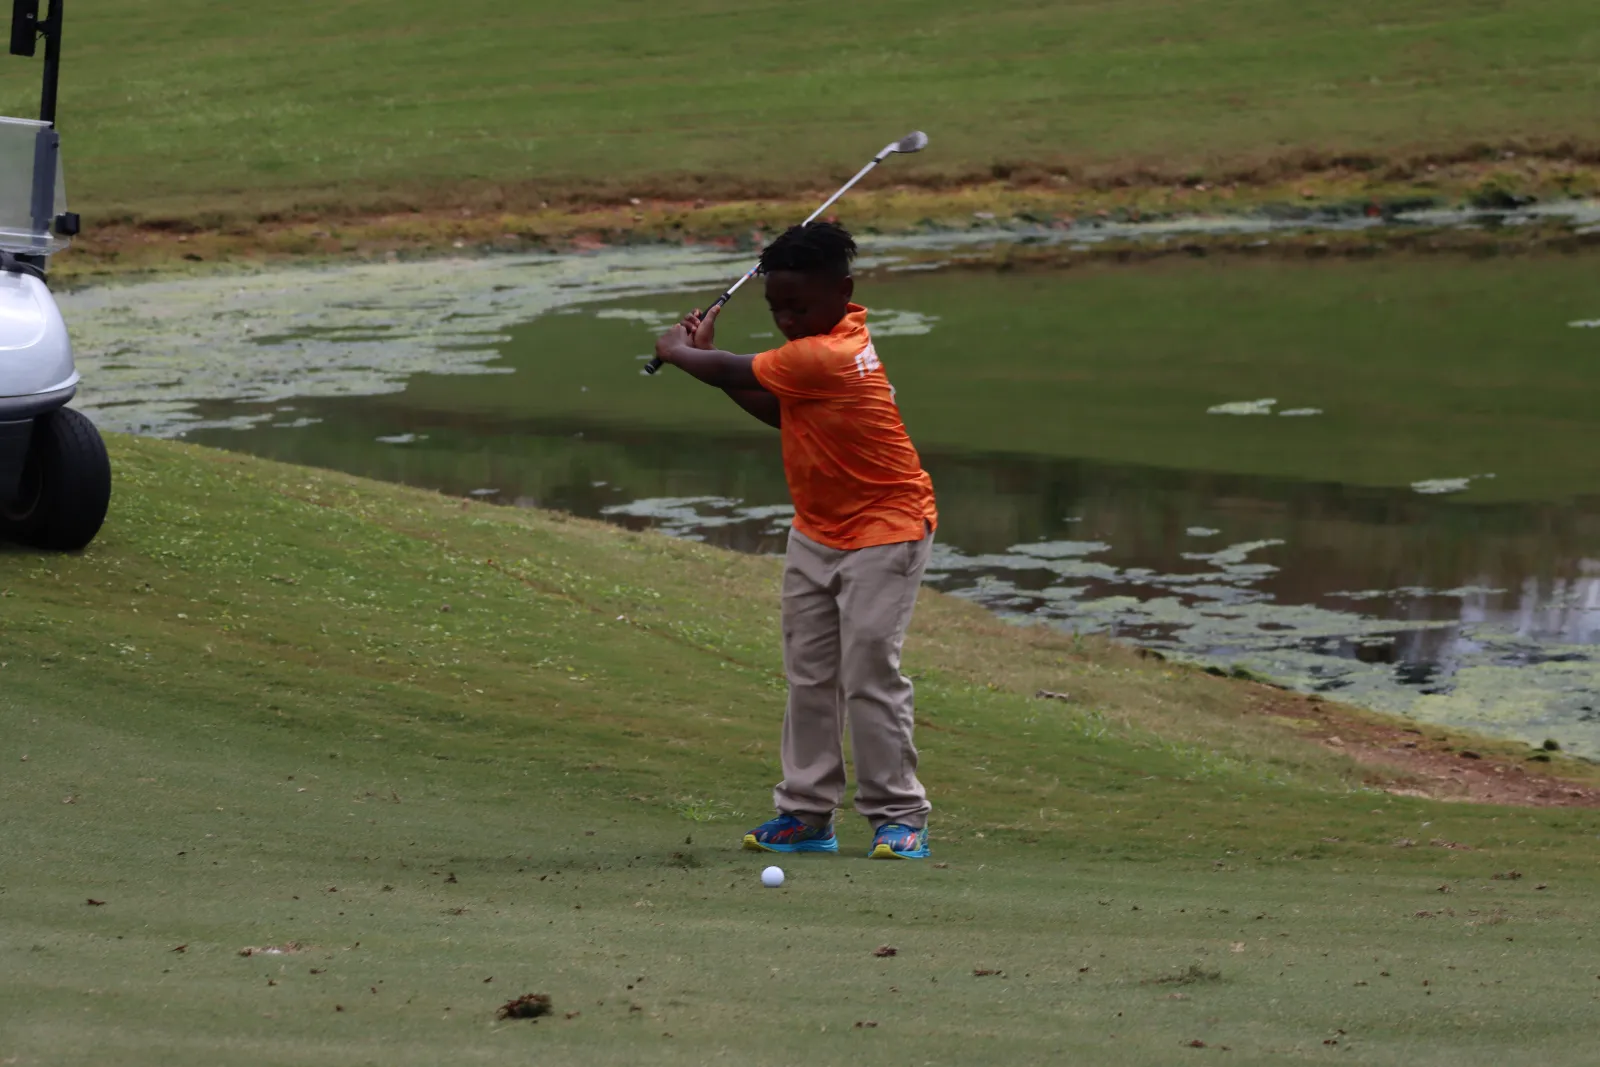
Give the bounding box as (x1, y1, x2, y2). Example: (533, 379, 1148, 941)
(1147, 964, 1223, 986)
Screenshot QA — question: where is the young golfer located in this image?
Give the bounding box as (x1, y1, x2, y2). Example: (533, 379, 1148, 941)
(651, 221, 938, 859)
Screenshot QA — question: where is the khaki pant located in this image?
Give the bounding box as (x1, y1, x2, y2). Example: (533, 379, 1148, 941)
(773, 526, 934, 830)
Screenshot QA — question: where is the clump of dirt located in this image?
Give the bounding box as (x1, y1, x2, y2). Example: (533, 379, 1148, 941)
(872, 945, 897, 958)
(497, 993, 553, 1021)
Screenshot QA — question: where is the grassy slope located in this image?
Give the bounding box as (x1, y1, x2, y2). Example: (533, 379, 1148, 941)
(1, 1, 1597, 222)
(3, 437, 1598, 1065)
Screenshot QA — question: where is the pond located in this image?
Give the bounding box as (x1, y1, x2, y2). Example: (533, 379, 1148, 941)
(60, 243, 1600, 756)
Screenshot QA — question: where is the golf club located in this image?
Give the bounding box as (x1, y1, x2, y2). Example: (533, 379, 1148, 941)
(642, 130, 929, 375)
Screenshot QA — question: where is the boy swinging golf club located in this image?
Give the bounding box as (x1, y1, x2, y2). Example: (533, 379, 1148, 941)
(652, 220, 938, 859)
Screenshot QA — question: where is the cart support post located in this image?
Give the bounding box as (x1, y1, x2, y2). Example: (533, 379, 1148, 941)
(37, 0, 61, 126)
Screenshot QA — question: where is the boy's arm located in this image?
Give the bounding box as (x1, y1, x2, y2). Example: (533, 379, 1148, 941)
(660, 307, 778, 426)
(653, 324, 762, 390)
(722, 388, 781, 428)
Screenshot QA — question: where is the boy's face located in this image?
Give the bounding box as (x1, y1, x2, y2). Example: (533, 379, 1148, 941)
(764, 270, 854, 342)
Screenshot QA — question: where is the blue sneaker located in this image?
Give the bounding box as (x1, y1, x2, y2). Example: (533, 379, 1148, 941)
(869, 823, 930, 860)
(742, 814, 838, 854)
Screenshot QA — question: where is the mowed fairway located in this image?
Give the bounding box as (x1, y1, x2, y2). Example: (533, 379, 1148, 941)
(0, 1, 1596, 219)
(2, 438, 1598, 1065)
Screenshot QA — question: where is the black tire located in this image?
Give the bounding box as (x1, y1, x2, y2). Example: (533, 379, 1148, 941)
(1, 406, 112, 551)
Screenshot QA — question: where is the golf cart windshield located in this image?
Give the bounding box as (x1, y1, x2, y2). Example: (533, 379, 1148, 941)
(0, 114, 68, 254)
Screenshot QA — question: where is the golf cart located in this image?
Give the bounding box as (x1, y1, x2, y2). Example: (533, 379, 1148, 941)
(0, 0, 108, 550)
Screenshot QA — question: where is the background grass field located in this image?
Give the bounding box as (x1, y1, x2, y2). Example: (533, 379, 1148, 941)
(0, 1, 1597, 221)
(3, 439, 1599, 1065)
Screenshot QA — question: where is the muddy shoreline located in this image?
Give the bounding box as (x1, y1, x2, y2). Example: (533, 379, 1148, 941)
(50, 154, 1600, 284)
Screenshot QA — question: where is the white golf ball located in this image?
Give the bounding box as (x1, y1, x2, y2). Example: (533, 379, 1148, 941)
(761, 865, 785, 888)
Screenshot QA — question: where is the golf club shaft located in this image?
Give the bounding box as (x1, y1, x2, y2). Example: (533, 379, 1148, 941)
(642, 152, 895, 376)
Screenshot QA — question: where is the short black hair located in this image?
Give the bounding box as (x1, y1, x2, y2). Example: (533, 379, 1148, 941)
(758, 221, 857, 279)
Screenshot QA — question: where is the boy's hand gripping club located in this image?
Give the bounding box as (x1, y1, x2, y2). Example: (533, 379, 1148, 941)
(642, 131, 928, 376)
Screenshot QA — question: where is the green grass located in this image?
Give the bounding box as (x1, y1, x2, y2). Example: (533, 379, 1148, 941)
(1, 1, 1597, 221)
(3, 437, 1598, 1064)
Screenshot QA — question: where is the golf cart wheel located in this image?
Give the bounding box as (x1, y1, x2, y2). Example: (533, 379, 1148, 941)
(2, 406, 111, 551)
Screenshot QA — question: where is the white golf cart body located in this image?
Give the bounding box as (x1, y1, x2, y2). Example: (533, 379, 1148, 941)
(0, 108, 109, 550)
(0, 118, 74, 388)
(0, 256, 77, 399)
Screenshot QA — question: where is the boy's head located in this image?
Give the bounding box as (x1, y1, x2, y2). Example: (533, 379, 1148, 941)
(759, 221, 857, 341)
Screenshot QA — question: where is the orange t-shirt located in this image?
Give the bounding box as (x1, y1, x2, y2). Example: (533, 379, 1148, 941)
(751, 304, 937, 551)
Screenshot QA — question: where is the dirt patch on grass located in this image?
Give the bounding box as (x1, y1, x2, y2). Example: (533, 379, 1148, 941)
(1244, 688, 1600, 808)
(1145, 964, 1223, 986)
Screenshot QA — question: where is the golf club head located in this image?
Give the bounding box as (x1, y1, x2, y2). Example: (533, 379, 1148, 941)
(889, 130, 929, 155)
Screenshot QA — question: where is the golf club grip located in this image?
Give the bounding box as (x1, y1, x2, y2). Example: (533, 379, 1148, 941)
(642, 293, 733, 375)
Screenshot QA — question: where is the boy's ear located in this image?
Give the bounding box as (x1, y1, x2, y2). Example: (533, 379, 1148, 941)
(840, 275, 855, 302)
